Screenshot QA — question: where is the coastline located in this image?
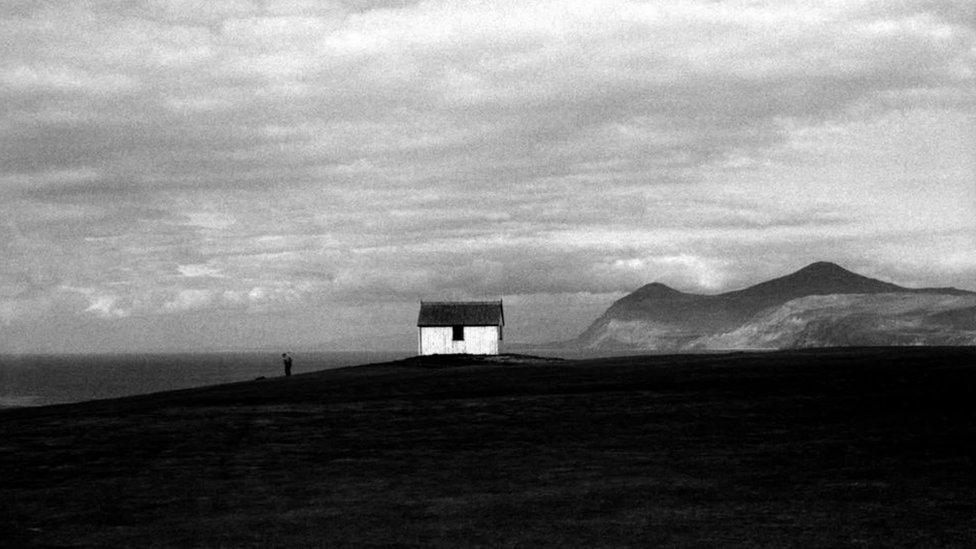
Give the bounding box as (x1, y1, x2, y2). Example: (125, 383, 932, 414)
(0, 350, 414, 409)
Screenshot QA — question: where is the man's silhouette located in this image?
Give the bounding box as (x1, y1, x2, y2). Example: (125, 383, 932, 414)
(281, 353, 293, 377)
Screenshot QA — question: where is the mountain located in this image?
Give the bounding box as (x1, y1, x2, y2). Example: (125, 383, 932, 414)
(576, 262, 975, 351)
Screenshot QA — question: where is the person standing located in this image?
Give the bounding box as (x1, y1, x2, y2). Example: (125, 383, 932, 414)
(281, 352, 293, 377)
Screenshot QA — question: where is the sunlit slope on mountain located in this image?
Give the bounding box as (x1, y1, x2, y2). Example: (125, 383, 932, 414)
(698, 294, 976, 349)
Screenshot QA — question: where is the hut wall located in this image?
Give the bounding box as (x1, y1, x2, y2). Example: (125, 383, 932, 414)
(418, 326, 499, 355)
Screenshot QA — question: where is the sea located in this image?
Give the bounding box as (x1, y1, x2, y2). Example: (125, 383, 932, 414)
(0, 351, 413, 408)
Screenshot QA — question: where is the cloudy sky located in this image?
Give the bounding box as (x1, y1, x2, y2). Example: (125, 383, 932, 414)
(1, 0, 974, 353)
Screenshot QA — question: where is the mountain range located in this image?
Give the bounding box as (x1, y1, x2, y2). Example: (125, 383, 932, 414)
(573, 262, 976, 350)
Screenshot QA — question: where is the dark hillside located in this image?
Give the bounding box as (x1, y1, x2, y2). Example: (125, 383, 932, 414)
(2, 348, 976, 546)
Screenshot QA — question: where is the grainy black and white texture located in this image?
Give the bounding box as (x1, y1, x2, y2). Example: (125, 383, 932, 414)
(1, 2, 974, 353)
(2, 349, 976, 546)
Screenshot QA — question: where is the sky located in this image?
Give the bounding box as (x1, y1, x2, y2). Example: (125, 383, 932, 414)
(1, 0, 974, 353)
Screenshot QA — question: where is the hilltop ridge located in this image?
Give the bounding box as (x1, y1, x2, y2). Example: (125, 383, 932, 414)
(576, 262, 976, 350)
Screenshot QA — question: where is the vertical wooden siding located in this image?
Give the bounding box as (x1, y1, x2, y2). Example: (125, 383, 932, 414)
(418, 326, 500, 355)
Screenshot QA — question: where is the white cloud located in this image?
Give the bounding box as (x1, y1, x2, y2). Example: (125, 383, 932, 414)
(0, 168, 102, 190)
(0, 66, 139, 94)
(162, 289, 214, 312)
(0, 0, 974, 350)
(177, 264, 224, 278)
(181, 211, 236, 231)
(85, 294, 129, 318)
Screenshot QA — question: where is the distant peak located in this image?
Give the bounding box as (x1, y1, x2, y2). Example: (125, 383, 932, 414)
(644, 281, 677, 290)
(644, 282, 674, 289)
(798, 261, 848, 273)
(727, 260, 908, 300)
(629, 282, 685, 297)
(788, 262, 868, 280)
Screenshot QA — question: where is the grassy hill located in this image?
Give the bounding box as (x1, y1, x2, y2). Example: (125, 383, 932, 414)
(3, 348, 976, 546)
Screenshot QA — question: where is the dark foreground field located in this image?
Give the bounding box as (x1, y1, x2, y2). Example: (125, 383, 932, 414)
(2, 348, 976, 547)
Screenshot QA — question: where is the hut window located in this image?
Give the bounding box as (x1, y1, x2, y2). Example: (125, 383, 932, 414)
(452, 326, 464, 341)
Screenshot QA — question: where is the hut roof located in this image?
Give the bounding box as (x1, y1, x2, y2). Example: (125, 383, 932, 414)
(417, 301, 504, 327)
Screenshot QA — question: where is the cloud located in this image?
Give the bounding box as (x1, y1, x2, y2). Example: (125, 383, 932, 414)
(3, 0, 972, 189)
(0, 66, 139, 94)
(0, 168, 103, 190)
(161, 289, 215, 312)
(0, 0, 974, 349)
(177, 264, 224, 278)
(85, 294, 129, 318)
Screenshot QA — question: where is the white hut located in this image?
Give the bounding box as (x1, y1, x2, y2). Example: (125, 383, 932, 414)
(417, 301, 504, 355)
